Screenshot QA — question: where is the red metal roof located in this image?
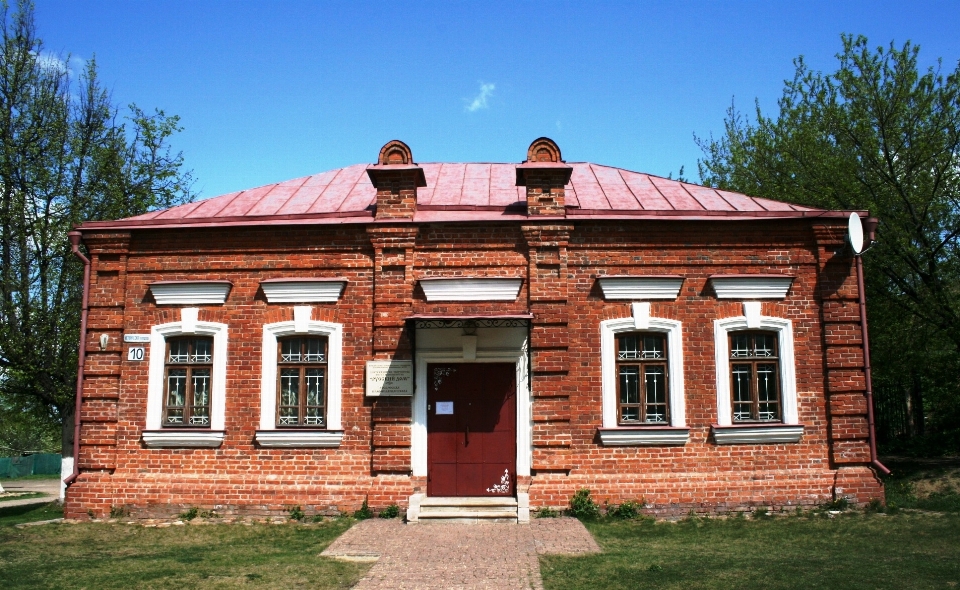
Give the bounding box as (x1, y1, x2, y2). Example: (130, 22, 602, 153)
(79, 162, 841, 231)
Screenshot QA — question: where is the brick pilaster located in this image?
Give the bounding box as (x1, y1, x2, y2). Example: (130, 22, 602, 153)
(522, 224, 575, 471)
(814, 224, 871, 465)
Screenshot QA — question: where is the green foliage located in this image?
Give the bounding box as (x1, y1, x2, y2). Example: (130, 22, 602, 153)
(109, 505, 126, 519)
(287, 505, 304, 521)
(823, 497, 850, 512)
(535, 506, 560, 518)
(866, 498, 886, 513)
(179, 507, 199, 521)
(606, 499, 645, 520)
(751, 507, 770, 518)
(697, 35, 960, 432)
(0, 1, 194, 456)
(311, 514, 325, 523)
(353, 498, 372, 520)
(378, 504, 400, 519)
(569, 488, 601, 520)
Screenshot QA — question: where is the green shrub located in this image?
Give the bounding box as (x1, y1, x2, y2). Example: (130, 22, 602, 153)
(823, 497, 850, 511)
(752, 507, 769, 518)
(607, 499, 644, 520)
(179, 507, 199, 521)
(379, 504, 400, 519)
(109, 505, 126, 519)
(535, 506, 560, 518)
(353, 498, 372, 520)
(866, 498, 885, 513)
(288, 505, 304, 521)
(569, 488, 601, 520)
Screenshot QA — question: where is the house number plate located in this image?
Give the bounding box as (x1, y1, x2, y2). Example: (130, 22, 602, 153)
(127, 347, 145, 361)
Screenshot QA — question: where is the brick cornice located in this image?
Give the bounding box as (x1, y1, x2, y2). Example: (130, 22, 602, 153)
(521, 224, 574, 247)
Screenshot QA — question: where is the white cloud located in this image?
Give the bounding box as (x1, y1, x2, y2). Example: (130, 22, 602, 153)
(31, 51, 86, 78)
(465, 82, 495, 112)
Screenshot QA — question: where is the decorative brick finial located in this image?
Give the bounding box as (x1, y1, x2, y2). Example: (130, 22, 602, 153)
(378, 140, 414, 166)
(517, 137, 572, 217)
(368, 140, 426, 220)
(525, 137, 563, 163)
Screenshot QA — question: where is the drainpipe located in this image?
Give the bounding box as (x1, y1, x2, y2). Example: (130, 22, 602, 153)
(854, 238, 890, 477)
(64, 231, 90, 487)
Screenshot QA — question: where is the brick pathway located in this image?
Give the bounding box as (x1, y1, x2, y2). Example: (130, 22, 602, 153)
(322, 518, 600, 589)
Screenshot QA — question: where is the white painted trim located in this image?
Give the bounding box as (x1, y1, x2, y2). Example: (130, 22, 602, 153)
(598, 276, 684, 300)
(260, 312, 343, 431)
(142, 430, 225, 448)
(601, 316, 686, 429)
(712, 424, 805, 444)
(597, 427, 690, 446)
(709, 276, 793, 299)
(146, 315, 228, 432)
(149, 282, 231, 305)
(714, 315, 798, 426)
(412, 341, 530, 478)
(260, 280, 346, 303)
(419, 278, 522, 302)
(254, 430, 344, 448)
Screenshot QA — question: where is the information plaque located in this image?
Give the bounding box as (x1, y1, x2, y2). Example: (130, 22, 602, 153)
(365, 360, 413, 397)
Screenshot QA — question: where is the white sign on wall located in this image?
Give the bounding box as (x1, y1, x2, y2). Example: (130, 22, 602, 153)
(127, 346, 145, 361)
(365, 360, 413, 397)
(123, 334, 151, 343)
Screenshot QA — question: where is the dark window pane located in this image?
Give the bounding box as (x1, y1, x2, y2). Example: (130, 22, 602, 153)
(169, 340, 189, 363)
(621, 406, 640, 422)
(619, 367, 639, 405)
(192, 338, 212, 363)
(281, 338, 301, 362)
(642, 335, 664, 359)
(645, 366, 666, 405)
(305, 338, 326, 362)
(754, 334, 776, 357)
(731, 334, 751, 358)
(618, 335, 640, 360)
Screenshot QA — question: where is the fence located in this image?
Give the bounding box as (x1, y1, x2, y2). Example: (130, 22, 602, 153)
(0, 453, 62, 478)
(873, 382, 924, 444)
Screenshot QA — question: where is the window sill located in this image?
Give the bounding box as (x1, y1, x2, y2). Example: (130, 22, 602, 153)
(597, 427, 689, 446)
(711, 424, 804, 445)
(255, 430, 344, 448)
(142, 430, 225, 448)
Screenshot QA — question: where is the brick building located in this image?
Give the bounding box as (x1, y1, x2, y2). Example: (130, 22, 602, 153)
(64, 138, 884, 521)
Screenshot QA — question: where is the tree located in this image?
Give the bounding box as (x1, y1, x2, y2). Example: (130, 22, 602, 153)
(697, 35, 960, 437)
(0, 1, 194, 457)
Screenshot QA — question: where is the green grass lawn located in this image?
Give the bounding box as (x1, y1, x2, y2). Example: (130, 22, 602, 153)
(540, 512, 960, 590)
(0, 512, 370, 589)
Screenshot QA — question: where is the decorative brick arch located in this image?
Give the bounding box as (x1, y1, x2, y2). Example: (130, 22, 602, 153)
(378, 140, 414, 165)
(525, 137, 562, 163)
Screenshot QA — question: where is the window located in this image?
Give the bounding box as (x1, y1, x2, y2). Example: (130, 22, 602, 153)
(616, 333, 669, 424)
(256, 310, 343, 448)
(276, 337, 327, 427)
(143, 310, 227, 448)
(729, 332, 780, 422)
(713, 311, 800, 438)
(163, 337, 214, 426)
(599, 310, 688, 446)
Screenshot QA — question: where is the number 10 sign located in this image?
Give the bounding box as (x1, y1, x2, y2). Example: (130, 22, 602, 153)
(127, 347, 145, 361)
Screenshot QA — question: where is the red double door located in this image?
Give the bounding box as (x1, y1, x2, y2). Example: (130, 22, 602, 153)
(427, 363, 516, 497)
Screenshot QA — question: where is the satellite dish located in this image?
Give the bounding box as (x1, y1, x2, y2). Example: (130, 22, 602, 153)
(848, 212, 864, 255)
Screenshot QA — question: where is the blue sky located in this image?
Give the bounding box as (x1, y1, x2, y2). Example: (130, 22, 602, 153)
(34, 1, 960, 199)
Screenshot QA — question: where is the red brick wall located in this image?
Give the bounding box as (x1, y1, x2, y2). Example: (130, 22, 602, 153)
(65, 219, 882, 519)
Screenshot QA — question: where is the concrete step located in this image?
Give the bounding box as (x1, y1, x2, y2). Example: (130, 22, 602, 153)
(416, 496, 519, 523)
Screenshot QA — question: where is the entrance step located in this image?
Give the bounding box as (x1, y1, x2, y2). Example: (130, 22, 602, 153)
(417, 496, 519, 524)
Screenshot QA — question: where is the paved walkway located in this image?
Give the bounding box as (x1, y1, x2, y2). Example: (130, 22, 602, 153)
(322, 518, 600, 589)
(0, 478, 61, 508)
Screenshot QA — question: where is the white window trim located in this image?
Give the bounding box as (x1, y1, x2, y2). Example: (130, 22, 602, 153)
(714, 313, 798, 427)
(144, 309, 228, 446)
(600, 306, 686, 437)
(256, 308, 343, 447)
